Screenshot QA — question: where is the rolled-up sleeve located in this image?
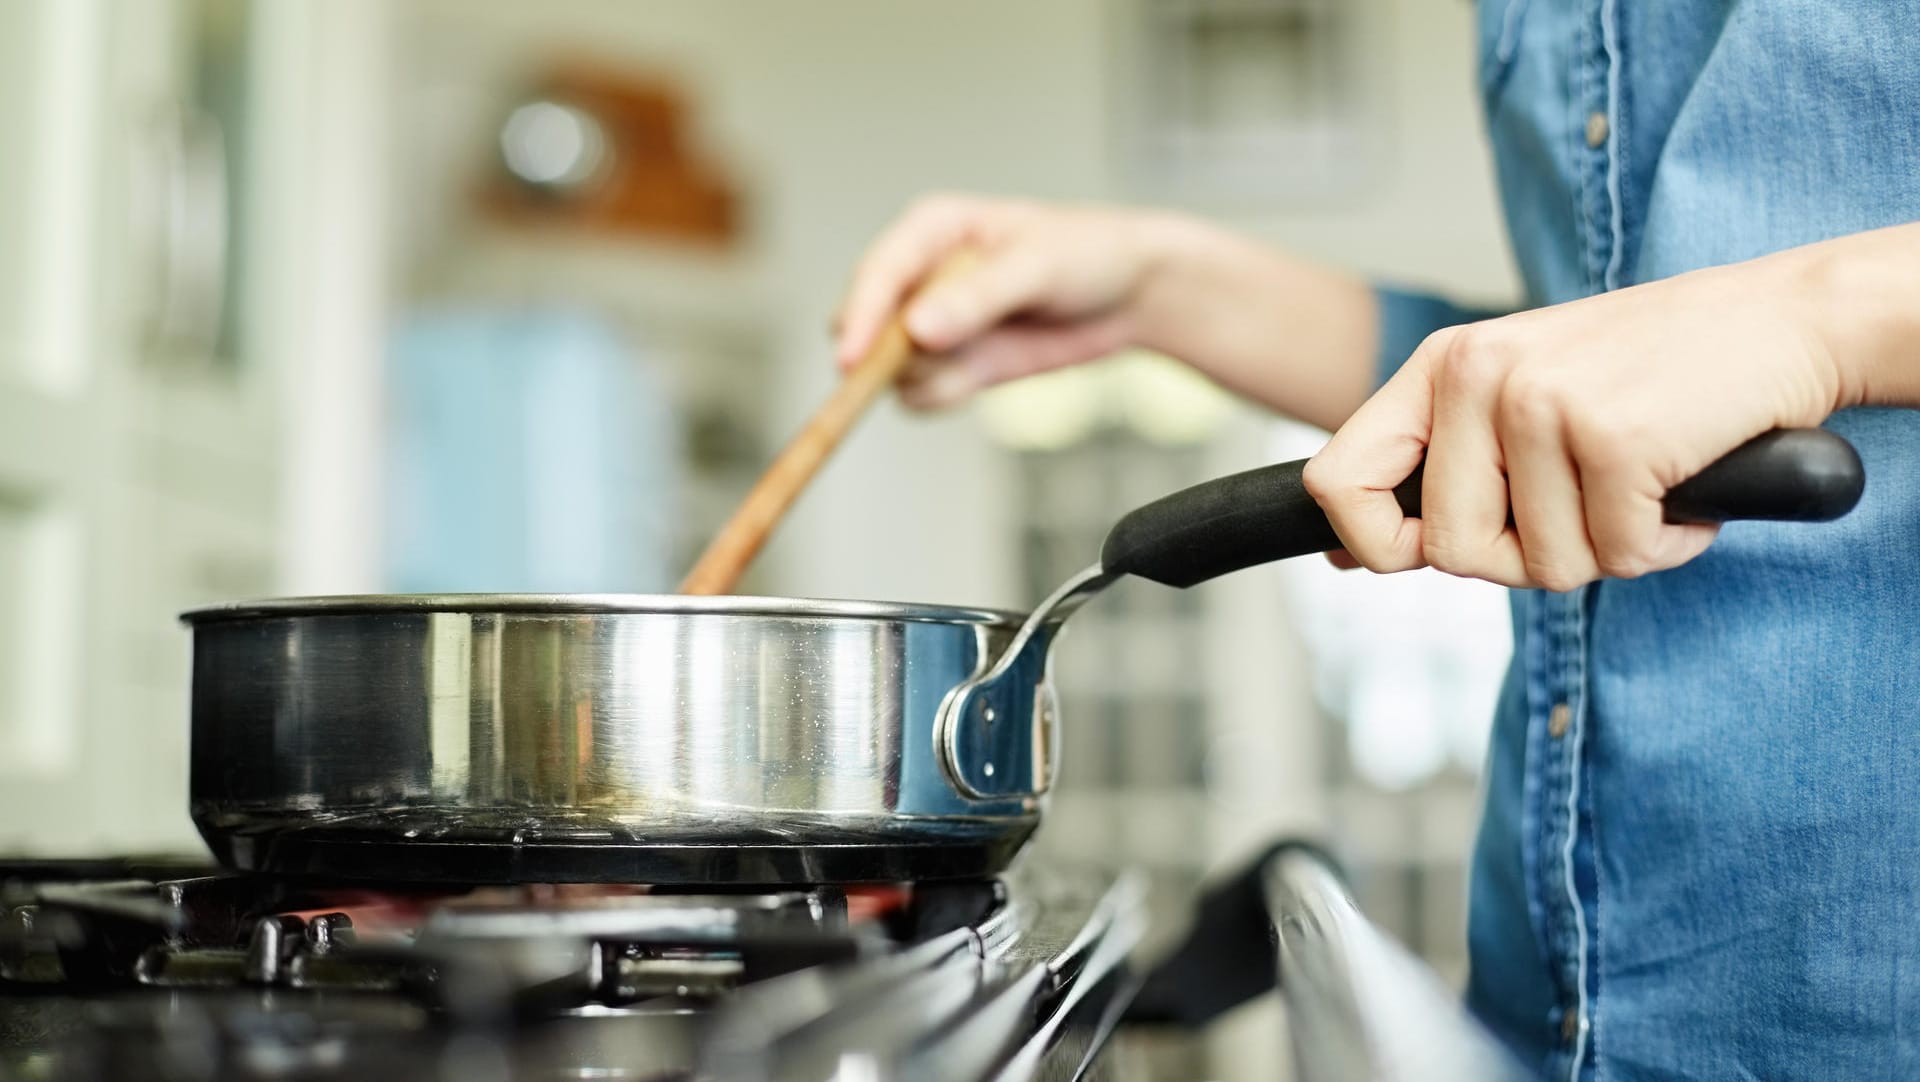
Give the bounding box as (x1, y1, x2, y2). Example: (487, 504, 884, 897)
(1372, 285, 1507, 388)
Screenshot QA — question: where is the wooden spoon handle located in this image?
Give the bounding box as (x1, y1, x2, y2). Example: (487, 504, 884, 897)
(678, 252, 974, 595)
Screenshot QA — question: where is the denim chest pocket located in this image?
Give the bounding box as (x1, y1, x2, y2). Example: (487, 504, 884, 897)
(1478, 0, 1532, 106)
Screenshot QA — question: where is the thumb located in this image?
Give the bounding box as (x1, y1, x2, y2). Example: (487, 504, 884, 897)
(904, 243, 1050, 353)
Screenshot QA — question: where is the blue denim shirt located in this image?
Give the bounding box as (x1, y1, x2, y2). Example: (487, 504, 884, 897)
(1376, 3, 1920, 1078)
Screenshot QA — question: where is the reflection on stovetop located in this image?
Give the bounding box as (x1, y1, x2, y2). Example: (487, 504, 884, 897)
(0, 857, 1146, 1081)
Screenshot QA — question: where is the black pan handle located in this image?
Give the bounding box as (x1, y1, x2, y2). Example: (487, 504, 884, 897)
(1101, 428, 1865, 589)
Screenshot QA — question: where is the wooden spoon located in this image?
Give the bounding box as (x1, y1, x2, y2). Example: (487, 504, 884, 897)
(678, 252, 975, 595)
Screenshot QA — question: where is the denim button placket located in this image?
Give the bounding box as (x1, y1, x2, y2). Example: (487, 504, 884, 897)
(1535, 587, 1597, 1080)
(1584, 111, 1609, 149)
(1537, 3, 1622, 1077)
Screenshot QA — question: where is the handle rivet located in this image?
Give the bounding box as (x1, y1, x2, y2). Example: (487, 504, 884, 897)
(983, 762, 995, 778)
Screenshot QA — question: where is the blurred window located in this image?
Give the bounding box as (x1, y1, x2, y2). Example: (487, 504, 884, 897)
(1120, 0, 1382, 202)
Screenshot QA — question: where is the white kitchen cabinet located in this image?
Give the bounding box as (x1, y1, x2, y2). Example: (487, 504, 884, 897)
(0, 0, 382, 852)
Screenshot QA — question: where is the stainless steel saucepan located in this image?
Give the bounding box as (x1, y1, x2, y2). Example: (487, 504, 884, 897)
(184, 429, 1864, 885)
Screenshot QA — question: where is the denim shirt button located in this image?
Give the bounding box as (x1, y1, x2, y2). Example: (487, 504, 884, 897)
(1548, 702, 1572, 738)
(1585, 110, 1609, 148)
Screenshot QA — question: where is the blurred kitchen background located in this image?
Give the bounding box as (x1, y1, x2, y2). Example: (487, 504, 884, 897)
(0, 0, 1518, 1075)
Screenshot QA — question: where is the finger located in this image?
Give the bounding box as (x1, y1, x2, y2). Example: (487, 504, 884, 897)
(1301, 350, 1436, 574)
(1325, 549, 1362, 571)
(903, 242, 1058, 353)
(1651, 521, 1720, 570)
(894, 316, 1132, 411)
(836, 195, 981, 369)
(1578, 440, 1720, 579)
(1420, 337, 1527, 586)
(1499, 384, 1600, 591)
(895, 361, 976, 412)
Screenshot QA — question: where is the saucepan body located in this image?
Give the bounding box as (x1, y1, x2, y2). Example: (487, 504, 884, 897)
(182, 594, 1058, 885)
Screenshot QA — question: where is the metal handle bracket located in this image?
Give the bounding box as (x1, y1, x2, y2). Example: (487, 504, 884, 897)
(935, 564, 1116, 801)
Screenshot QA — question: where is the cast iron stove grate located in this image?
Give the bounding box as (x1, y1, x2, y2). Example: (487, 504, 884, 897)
(0, 858, 1144, 1081)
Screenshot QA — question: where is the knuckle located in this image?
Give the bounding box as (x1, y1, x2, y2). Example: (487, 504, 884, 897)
(1497, 368, 1571, 433)
(1421, 528, 1471, 577)
(1432, 324, 1513, 394)
(1344, 536, 1416, 575)
(1524, 556, 1582, 593)
(1299, 457, 1335, 504)
(1412, 325, 1460, 359)
(1566, 412, 1645, 468)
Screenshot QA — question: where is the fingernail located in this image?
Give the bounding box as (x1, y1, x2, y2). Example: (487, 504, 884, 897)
(906, 301, 954, 345)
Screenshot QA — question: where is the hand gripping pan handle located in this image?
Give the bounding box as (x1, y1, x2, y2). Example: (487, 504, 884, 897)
(936, 428, 1864, 800)
(1103, 427, 1864, 587)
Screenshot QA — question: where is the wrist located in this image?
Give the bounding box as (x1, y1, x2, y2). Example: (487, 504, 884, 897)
(1113, 212, 1377, 429)
(1125, 211, 1228, 355)
(1787, 223, 1920, 410)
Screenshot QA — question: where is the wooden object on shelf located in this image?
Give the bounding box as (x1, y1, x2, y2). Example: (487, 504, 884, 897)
(479, 60, 741, 245)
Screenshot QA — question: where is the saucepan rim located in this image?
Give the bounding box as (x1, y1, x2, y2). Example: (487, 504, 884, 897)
(179, 592, 1025, 628)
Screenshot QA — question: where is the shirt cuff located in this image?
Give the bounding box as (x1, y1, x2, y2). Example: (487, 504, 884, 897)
(1372, 285, 1502, 389)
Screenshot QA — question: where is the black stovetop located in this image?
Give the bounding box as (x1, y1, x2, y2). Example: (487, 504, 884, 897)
(0, 857, 1146, 1081)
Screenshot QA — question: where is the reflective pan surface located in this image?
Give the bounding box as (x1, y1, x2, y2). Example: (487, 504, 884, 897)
(184, 595, 1055, 884)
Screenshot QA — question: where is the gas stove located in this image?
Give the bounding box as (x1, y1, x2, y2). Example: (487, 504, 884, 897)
(1, 843, 1529, 1081)
(0, 857, 1146, 1081)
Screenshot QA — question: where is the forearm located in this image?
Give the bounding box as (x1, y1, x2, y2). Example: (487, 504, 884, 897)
(1797, 220, 1920, 409)
(1127, 214, 1380, 432)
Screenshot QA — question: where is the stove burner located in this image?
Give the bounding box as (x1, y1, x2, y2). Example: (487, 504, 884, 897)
(0, 858, 1141, 1080)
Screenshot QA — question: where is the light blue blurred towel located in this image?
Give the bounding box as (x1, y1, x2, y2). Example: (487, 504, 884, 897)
(385, 308, 678, 593)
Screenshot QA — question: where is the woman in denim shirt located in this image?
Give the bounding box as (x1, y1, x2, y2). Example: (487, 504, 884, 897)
(839, 3, 1920, 1078)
